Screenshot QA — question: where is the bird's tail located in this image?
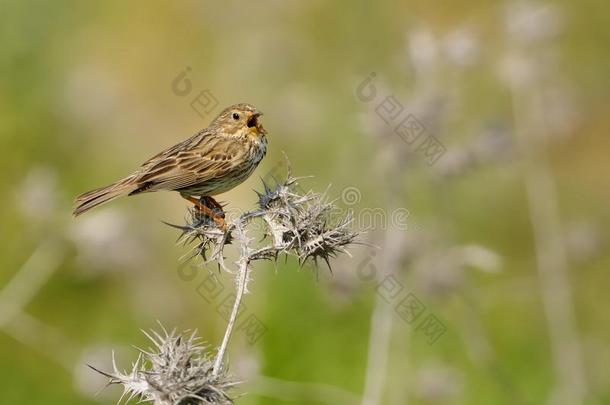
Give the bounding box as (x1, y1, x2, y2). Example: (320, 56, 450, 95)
(73, 178, 137, 216)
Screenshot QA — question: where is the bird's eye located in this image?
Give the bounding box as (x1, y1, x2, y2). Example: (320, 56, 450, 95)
(232, 113, 240, 120)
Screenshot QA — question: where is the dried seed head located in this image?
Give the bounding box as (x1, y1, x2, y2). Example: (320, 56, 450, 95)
(171, 162, 360, 272)
(90, 325, 237, 405)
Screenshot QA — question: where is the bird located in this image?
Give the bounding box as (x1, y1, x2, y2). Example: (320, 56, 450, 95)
(73, 103, 267, 229)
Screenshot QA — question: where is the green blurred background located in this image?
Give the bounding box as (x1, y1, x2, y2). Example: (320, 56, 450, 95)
(1, 0, 609, 404)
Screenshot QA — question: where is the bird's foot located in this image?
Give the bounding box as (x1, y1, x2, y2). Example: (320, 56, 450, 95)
(182, 195, 227, 232)
(200, 196, 225, 218)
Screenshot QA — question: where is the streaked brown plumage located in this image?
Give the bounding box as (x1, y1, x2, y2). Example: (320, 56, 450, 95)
(74, 103, 267, 221)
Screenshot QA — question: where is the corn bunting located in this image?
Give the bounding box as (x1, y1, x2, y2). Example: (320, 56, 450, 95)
(74, 103, 267, 228)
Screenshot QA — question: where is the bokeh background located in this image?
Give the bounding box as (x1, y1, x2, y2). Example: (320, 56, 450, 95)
(1, 0, 608, 404)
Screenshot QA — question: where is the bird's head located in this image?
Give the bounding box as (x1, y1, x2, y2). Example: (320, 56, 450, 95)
(213, 103, 267, 139)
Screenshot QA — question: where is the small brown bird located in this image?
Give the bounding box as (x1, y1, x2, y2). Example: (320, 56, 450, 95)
(74, 103, 267, 228)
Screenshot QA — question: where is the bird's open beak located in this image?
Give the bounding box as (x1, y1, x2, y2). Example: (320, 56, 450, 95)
(248, 112, 266, 135)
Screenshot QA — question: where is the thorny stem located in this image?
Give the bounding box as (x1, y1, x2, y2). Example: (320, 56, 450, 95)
(213, 258, 250, 376)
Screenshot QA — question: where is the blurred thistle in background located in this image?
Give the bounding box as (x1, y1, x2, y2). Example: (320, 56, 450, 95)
(0, 1, 608, 405)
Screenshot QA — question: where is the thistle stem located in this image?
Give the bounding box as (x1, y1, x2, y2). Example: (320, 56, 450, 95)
(213, 258, 250, 375)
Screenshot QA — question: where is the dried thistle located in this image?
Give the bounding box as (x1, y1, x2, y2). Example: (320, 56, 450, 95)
(173, 164, 359, 271)
(90, 325, 237, 405)
(169, 161, 360, 379)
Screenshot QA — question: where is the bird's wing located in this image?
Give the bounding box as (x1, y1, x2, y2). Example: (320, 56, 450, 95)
(141, 131, 208, 165)
(132, 134, 243, 193)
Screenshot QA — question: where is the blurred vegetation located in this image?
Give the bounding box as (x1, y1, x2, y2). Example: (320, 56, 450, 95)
(0, 0, 609, 404)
